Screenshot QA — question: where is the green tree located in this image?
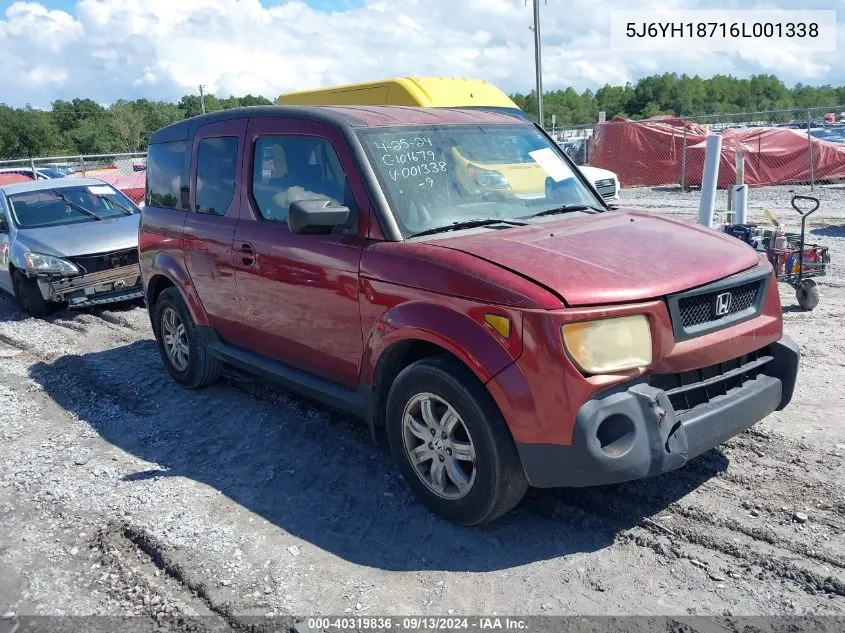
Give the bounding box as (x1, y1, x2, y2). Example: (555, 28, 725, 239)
(110, 100, 147, 151)
(0, 105, 62, 159)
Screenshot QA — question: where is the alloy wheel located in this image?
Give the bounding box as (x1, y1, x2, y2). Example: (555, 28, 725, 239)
(401, 392, 477, 500)
(161, 307, 189, 372)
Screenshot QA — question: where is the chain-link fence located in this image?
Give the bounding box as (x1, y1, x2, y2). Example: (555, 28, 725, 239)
(7, 109, 845, 214)
(552, 106, 845, 213)
(0, 152, 148, 203)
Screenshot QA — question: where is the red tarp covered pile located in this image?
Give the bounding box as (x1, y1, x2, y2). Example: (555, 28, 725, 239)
(83, 169, 146, 203)
(588, 116, 845, 188)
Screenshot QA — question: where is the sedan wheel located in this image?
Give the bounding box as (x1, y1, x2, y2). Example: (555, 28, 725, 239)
(402, 392, 477, 500)
(161, 306, 189, 372)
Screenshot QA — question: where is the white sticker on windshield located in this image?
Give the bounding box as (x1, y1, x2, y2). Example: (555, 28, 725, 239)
(87, 185, 115, 195)
(529, 148, 570, 182)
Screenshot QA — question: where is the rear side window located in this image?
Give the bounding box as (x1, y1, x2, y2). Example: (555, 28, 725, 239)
(196, 136, 239, 215)
(146, 141, 186, 209)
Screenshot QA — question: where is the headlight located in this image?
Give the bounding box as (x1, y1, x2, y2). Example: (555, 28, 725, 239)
(469, 165, 510, 190)
(24, 252, 80, 276)
(562, 314, 652, 374)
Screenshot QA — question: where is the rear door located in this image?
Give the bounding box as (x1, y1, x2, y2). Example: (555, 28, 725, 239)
(182, 119, 246, 343)
(232, 117, 370, 388)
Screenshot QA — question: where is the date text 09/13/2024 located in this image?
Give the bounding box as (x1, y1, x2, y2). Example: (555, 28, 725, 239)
(306, 617, 528, 630)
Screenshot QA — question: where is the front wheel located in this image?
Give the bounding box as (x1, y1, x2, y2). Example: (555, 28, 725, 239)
(152, 287, 221, 388)
(12, 270, 53, 318)
(386, 356, 527, 525)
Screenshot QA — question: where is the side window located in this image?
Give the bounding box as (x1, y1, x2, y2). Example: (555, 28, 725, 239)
(146, 141, 187, 209)
(250, 136, 351, 223)
(195, 136, 239, 215)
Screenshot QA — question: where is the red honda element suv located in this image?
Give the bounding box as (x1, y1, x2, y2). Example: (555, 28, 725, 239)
(139, 105, 799, 525)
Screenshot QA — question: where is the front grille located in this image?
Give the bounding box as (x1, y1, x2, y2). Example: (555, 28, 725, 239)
(67, 248, 139, 275)
(649, 345, 773, 416)
(677, 280, 760, 328)
(666, 268, 770, 342)
(594, 178, 617, 198)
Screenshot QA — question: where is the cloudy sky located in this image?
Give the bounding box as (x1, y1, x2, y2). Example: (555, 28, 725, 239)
(0, 0, 842, 108)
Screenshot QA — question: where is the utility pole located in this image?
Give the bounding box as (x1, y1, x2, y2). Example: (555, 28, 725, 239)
(528, 0, 544, 128)
(199, 85, 207, 114)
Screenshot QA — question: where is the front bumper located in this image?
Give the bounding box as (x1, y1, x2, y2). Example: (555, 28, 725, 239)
(37, 264, 143, 307)
(516, 335, 800, 488)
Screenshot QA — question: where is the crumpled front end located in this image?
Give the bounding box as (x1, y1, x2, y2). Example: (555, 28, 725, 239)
(35, 247, 143, 307)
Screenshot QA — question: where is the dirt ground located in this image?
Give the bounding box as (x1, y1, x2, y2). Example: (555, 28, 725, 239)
(0, 187, 843, 631)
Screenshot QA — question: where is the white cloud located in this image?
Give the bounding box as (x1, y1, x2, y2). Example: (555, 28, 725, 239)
(0, 0, 843, 108)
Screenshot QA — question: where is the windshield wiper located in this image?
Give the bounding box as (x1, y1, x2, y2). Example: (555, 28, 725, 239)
(52, 190, 102, 220)
(527, 203, 603, 218)
(91, 192, 135, 216)
(407, 218, 527, 238)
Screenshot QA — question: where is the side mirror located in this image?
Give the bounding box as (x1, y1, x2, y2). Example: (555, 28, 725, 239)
(0, 218, 8, 234)
(288, 199, 350, 235)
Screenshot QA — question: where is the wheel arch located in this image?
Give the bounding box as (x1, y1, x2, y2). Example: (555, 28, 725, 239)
(144, 252, 209, 327)
(364, 303, 520, 442)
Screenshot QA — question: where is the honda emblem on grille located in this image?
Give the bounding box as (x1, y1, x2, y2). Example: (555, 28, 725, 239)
(714, 292, 733, 316)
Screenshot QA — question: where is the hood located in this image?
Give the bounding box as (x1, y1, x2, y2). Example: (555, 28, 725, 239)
(578, 165, 617, 181)
(431, 210, 761, 306)
(16, 214, 140, 257)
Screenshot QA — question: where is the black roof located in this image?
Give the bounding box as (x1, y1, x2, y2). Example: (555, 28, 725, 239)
(148, 105, 368, 145)
(147, 104, 528, 145)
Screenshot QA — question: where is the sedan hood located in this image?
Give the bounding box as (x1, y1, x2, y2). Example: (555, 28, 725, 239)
(16, 215, 140, 257)
(578, 165, 617, 181)
(431, 210, 761, 306)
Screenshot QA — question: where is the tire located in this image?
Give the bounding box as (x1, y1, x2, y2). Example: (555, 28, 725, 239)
(385, 355, 528, 526)
(796, 279, 819, 311)
(12, 270, 52, 318)
(152, 287, 220, 388)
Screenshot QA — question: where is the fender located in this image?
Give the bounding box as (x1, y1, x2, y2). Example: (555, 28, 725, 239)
(144, 250, 209, 327)
(8, 238, 37, 273)
(361, 301, 522, 389)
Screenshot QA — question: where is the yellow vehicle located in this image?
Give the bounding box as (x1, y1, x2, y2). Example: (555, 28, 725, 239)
(277, 76, 526, 116)
(277, 77, 619, 201)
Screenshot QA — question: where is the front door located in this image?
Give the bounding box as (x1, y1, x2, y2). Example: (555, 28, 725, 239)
(0, 197, 11, 294)
(232, 117, 370, 388)
(182, 119, 246, 343)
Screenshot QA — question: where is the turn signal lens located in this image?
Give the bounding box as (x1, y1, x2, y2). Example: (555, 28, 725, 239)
(561, 315, 652, 374)
(484, 313, 511, 338)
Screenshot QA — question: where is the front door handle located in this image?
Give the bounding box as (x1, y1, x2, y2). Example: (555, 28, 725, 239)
(238, 242, 256, 267)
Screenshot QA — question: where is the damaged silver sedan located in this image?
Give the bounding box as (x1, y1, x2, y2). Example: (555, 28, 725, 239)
(0, 178, 143, 317)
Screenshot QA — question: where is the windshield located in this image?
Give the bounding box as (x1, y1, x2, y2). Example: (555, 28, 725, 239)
(38, 168, 66, 179)
(7, 184, 139, 229)
(358, 124, 602, 238)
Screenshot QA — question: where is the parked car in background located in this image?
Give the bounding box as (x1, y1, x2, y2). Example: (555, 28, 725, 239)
(0, 166, 67, 180)
(43, 163, 79, 176)
(0, 178, 143, 316)
(140, 105, 799, 526)
(578, 165, 620, 201)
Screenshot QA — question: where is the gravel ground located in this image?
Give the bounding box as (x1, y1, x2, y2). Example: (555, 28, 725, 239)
(0, 188, 843, 631)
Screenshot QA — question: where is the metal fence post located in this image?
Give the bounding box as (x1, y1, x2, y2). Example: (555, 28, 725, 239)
(29, 157, 37, 178)
(679, 125, 688, 190)
(80, 155, 86, 177)
(807, 108, 815, 191)
(585, 127, 591, 165)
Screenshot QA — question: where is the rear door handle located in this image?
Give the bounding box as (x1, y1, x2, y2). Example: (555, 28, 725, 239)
(237, 242, 256, 267)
